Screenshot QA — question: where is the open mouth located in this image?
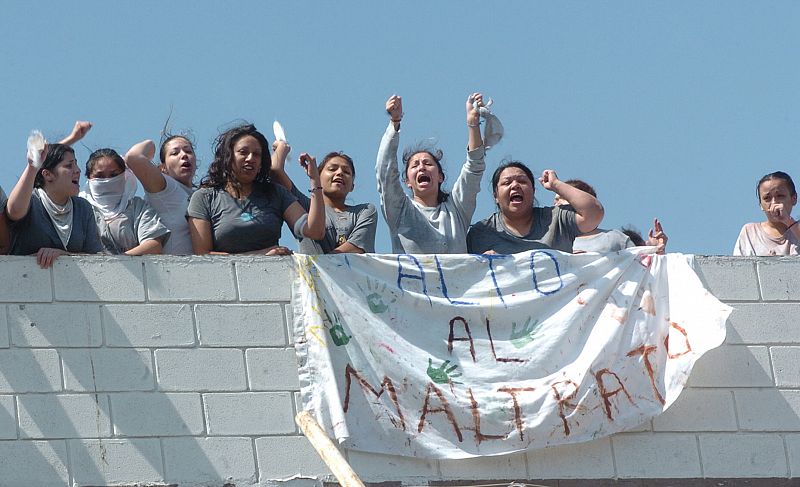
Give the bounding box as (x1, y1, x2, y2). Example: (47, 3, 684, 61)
(332, 177, 345, 185)
(509, 192, 524, 203)
(417, 174, 431, 184)
(242, 163, 255, 171)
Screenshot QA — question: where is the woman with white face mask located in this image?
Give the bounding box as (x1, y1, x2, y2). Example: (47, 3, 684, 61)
(80, 148, 170, 255)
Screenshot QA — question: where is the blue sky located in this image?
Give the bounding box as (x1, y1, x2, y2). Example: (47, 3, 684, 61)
(1, 2, 798, 255)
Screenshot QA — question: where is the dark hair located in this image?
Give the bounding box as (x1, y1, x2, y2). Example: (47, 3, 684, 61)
(401, 143, 449, 204)
(491, 161, 535, 197)
(564, 179, 597, 198)
(621, 226, 646, 246)
(319, 152, 356, 179)
(200, 123, 271, 194)
(34, 144, 75, 189)
(757, 171, 797, 200)
(86, 148, 125, 178)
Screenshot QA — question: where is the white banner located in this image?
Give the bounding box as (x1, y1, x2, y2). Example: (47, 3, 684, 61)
(292, 249, 730, 459)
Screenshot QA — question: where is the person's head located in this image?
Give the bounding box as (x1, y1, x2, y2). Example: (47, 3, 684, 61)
(318, 152, 355, 200)
(202, 124, 271, 191)
(34, 144, 80, 198)
(402, 144, 448, 204)
(554, 179, 596, 206)
(757, 171, 797, 220)
(621, 226, 646, 246)
(159, 135, 196, 187)
(86, 148, 125, 180)
(492, 161, 536, 219)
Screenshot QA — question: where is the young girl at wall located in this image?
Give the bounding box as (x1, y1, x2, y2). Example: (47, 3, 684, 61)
(80, 148, 170, 255)
(734, 171, 799, 256)
(376, 93, 486, 254)
(467, 162, 604, 254)
(125, 133, 197, 255)
(271, 144, 377, 254)
(6, 142, 102, 268)
(187, 123, 325, 255)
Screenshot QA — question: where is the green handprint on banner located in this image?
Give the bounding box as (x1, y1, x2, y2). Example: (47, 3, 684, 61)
(426, 358, 462, 384)
(357, 278, 397, 314)
(509, 317, 543, 349)
(323, 309, 351, 346)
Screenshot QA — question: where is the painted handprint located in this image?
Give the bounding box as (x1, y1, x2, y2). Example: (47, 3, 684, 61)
(509, 317, 543, 349)
(323, 309, 351, 346)
(357, 277, 397, 314)
(426, 358, 462, 384)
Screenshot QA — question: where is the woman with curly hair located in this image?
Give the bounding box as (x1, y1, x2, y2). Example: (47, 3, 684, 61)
(187, 123, 325, 255)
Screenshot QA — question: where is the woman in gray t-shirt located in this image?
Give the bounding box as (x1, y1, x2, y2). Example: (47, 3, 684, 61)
(187, 123, 326, 255)
(467, 161, 604, 254)
(271, 145, 376, 254)
(80, 148, 170, 255)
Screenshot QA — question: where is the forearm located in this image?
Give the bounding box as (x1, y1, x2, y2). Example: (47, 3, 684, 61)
(332, 241, 365, 254)
(125, 140, 165, 193)
(124, 239, 163, 256)
(270, 166, 294, 192)
(551, 180, 604, 231)
(6, 164, 37, 221)
(303, 187, 326, 240)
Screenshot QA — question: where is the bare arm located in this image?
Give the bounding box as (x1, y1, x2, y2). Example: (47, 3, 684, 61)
(6, 151, 42, 221)
(332, 241, 365, 254)
(285, 153, 325, 240)
(188, 217, 215, 254)
(541, 170, 604, 233)
(125, 140, 167, 193)
(124, 239, 163, 256)
(270, 140, 294, 191)
(58, 121, 92, 146)
(466, 93, 484, 151)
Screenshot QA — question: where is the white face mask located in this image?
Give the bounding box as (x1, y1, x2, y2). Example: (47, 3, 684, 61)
(81, 170, 138, 219)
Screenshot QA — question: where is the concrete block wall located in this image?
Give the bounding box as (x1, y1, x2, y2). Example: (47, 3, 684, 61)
(0, 255, 797, 486)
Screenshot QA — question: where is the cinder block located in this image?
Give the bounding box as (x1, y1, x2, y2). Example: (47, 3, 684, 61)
(69, 438, 164, 485)
(439, 452, 527, 479)
(735, 389, 800, 431)
(53, 257, 144, 301)
(652, 389, 737, 431)
(204, 392, 294, 435)
(700, 433, 787, 477)
(195, 304, 285, 347)
(246, 348, 300, 391)
(688, 345, 773, 387)
(9, 303, 101, 347)
(255, 436, 330, 480)
(727, 303, 800, 344)
(0, 440, 68, 485)
(0, 349, 61, 393)
(17, 394, 111, 438)
(347, 450, 439, 482)
(694, 256, 760, 301)
(102, 304, 195, 347)
(771, 347, 800, 387)
(612, 432, 701, 478)
(527, 437, 614, 479)
(0, 257, 52, 302)
(145, 257, 235, 301)
(109, 392, 203, 436)
(0, 395, 17, 439)
(235, 258, 293, 302)
(781, 433, 800, 477)
(758, 260, 800, 300)
(62, 349, 154, 392)
(163, 437, 256, 485)
(155, 349, 246, 391)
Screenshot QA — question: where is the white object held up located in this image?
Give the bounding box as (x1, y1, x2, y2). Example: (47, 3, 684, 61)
(27, 130, 47, 169)
(273, 120, 288, 143)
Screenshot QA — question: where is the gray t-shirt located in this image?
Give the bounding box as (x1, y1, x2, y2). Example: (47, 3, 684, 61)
(10, 192, 103, 255)
(144, 176, 193, 255)
(376, 122, 486, 254)
(290, 185, 377, 254)
(187, 185, 297, 253)
(467, 206, 579, 254)
(733, 222, 800, 256)
(572, 228, 634, 253)
(90, 197, 171, 255)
